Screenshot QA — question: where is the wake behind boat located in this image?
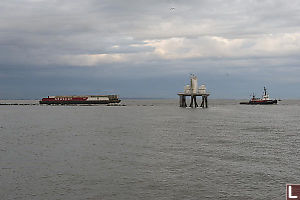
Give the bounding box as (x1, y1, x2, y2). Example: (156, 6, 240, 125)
(240, 87, 278, 105)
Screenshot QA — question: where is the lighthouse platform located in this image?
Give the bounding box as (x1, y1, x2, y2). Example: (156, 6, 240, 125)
(177, 93, 209, 108)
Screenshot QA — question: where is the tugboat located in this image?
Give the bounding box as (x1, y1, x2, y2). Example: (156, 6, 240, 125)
(240, 87, 277, 105)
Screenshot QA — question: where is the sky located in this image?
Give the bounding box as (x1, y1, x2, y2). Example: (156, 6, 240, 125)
(1, 0, 300, 99)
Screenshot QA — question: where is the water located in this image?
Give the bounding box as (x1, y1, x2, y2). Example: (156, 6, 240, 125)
(0, 99, 300, 200)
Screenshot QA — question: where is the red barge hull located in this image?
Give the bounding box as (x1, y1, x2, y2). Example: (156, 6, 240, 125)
(40, 95, 121, 105)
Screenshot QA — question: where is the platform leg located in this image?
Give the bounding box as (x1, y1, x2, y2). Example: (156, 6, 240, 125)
(179, 96, 183, 107)
(200, 96, 204, 107)
(183, 96, 187, 107)
(190, 95, 194, 107)
(179, 96, 187, 107)
(194, 96, 198, 107)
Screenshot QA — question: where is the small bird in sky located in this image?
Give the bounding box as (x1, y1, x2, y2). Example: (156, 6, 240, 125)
(170, 7, 175, 10)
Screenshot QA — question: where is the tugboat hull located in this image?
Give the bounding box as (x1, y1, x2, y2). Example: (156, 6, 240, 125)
(240, 100, 277, 105)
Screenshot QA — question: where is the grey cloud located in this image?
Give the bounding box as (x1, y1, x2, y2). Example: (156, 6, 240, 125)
(1, 0, 300, 98)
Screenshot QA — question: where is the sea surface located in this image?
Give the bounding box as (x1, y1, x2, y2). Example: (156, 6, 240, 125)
(0, 99, 300, 200)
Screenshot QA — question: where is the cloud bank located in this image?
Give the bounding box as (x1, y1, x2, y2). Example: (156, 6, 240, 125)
(1, 0, 300, 98)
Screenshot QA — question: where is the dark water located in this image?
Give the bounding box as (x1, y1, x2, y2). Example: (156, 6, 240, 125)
(1, 99, 300, 200)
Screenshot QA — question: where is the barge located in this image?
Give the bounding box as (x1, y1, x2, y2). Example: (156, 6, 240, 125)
(40, 95, 121, 105)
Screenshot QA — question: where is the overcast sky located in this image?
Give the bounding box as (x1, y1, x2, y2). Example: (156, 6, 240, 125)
(1, 0, 300, 99)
